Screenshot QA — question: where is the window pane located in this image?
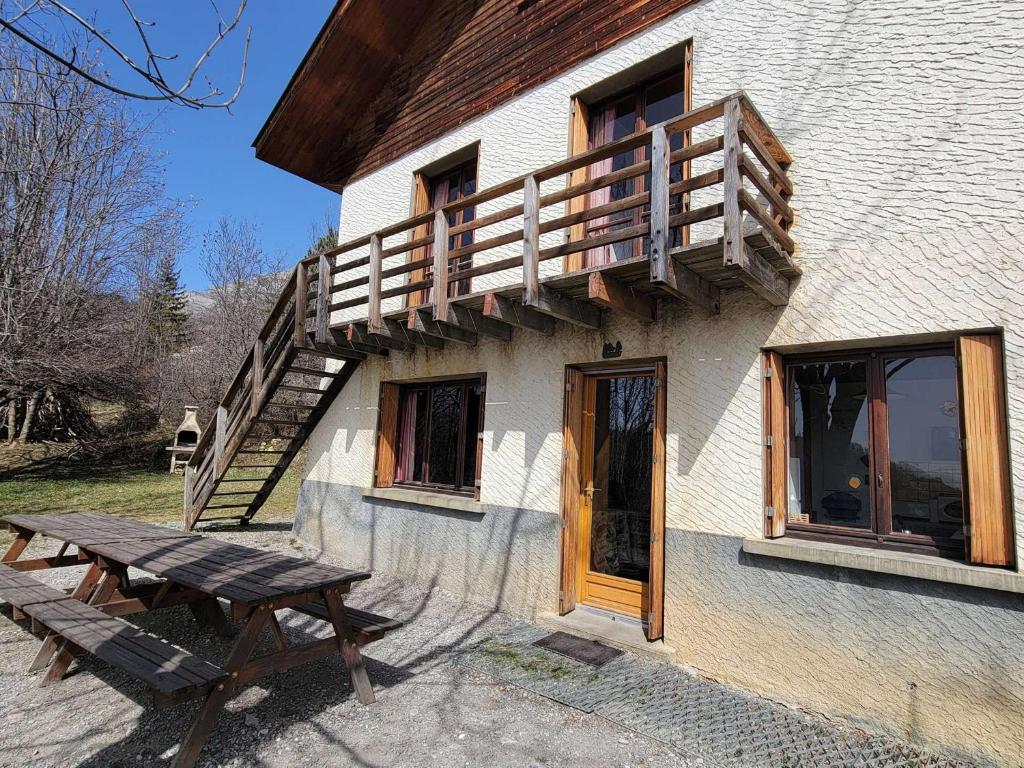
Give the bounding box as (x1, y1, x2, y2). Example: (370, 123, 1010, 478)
(427, 384, 462, 487)
(462, 385, 481, 488)
(789, 360, 871, 528)
(590, 375, 654, 582)
(885, 355, 964, 543)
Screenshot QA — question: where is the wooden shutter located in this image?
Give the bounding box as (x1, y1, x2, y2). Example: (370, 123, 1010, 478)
(407, 174, 431, 307)
(563, 97, 590, 273)
(958, 334, 1015, 566)
(763, 351, 787, 537)
(646, 360, 667, 641)
(559, 367, 584, 614)
(374, 382, 401, 488)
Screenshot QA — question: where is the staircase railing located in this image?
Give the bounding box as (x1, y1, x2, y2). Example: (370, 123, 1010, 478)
(183, 263, 326, 528)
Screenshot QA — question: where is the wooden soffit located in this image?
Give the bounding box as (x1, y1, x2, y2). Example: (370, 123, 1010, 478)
(255, 0, 699, 192)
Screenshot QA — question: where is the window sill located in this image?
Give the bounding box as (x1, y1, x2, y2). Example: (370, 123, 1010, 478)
(361, 486, 486, 515)
(742, 536, 1024, 594)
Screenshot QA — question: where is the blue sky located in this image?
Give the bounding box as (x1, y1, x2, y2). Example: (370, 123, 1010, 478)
(52, 2, 340, 289)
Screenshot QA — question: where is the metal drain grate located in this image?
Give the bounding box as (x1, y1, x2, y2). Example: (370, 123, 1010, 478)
(460, 625, 977, 768)
(533, 631, 623, 667)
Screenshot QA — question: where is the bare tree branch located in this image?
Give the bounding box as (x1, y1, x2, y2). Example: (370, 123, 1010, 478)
(0, 0, 250, 109)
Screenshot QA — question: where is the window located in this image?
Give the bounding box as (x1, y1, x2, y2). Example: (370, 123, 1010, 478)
(374, 375, 485, 497)
(570, 66, 690, 269)
(408, 157, 478, 305)
(763, 336, 1014, 567)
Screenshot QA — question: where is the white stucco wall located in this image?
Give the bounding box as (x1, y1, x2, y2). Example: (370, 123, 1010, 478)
(297, 0, 1024, 762)
(313, 0, 1024, 549)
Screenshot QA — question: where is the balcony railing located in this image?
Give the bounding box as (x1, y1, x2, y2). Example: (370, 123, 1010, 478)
(301, 91, 797, 348)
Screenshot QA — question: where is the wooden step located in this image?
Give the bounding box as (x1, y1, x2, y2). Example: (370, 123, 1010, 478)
(276, 385, 326, 395)
(287, 366, 335, 377)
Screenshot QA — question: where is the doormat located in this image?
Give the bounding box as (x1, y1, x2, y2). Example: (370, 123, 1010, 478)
(532, 631, 623, 667)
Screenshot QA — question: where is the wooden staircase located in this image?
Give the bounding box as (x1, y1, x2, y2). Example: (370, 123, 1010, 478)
(183, 261, 383, 530)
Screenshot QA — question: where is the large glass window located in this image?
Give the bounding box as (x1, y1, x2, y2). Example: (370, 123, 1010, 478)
(786, 347, 965, 556)
(583, 71, 687, 266)
(392, 376, 484, 496)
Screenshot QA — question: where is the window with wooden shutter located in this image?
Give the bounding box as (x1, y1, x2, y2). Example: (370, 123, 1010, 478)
(762, 351, 787, 538)
(374, 375, 484, 497)
(374, 382, 401, 488)
(766, 336, 1015, 567)
(958, 334, 1015, 567)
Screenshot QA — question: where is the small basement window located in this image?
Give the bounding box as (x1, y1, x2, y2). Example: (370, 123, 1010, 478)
(373, 375, 485, 498)
(762, 335, 1014, 567)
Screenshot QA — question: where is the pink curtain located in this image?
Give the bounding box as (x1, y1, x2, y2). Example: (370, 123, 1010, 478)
(394, 390, 419, 482)
(583, 106, 615, 268)
(424, 176, 451, 304)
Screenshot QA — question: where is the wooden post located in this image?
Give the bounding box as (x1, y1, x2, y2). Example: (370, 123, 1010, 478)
(214, 405, 226, 473)
(648, 125, 673, 285)
(250, 340, 264, 419)
(431, 209, 449, 322)
(316, 253, 331, 343)
(523, 174, 540, 306)
(368, 233, 383, 333)
(722, 96, 745, 269)
(292, 263, 307, 347)
(182, 465, 194, 528)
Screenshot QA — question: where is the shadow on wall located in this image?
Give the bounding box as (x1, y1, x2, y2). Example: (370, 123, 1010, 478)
(296, 480, 560, 621)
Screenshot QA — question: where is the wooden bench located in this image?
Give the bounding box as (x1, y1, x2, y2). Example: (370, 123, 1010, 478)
(0, 564, 226, 701)
(292, 602, 403, 645)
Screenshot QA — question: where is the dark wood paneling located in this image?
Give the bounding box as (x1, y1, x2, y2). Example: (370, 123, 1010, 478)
(255, 0, 699, 191)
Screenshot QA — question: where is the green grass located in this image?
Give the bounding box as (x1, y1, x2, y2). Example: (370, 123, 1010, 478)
(0, 443, 301, 546)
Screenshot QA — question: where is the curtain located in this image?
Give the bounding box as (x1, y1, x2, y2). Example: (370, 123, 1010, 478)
(583, 106, 615, 268)
(394, 390, 420, 482)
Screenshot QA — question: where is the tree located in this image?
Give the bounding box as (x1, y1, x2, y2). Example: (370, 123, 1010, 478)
(0, 42, 184, 443)
(158, 217, 284, 420)
(0, 0, 250, 109)
(146, 252, 188, 350)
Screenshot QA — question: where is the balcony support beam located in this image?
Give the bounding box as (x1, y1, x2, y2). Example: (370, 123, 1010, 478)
(652, 257, 721, 314)
(408, 308, 477, 346)
(443, 305, 513, 342)
(482, 293, 555, 335)
(725, 244, 790, 307)
(383, 317, 444, 349)
(347, 322, 414, 353)
(588, 273, 656, 323)
(528, 286, 601, 330)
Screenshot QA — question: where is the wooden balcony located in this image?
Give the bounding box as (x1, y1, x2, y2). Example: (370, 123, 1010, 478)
(301, 92, 797, 354)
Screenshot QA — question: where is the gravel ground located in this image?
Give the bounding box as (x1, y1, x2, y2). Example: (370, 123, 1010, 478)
(0, 521, 691, 768)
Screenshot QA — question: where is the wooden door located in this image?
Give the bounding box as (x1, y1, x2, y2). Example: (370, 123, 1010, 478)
(575, 366, 664, 623)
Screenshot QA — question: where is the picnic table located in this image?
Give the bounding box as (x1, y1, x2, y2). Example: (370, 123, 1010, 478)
(0, 512, 402, 768)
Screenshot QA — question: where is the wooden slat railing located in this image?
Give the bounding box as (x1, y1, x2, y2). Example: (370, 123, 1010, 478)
(183, 258, 337, 528)
(301, 92, 795, 330)
(184, 93, 796, 528)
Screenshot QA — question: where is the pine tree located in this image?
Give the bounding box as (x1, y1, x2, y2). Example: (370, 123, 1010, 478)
(148, 252, 189, 349)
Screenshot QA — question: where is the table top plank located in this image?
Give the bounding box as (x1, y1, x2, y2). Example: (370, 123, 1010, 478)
(2, 512, 371, 607)
(86, 536, 371, 606)
(3, 513, 193, 546)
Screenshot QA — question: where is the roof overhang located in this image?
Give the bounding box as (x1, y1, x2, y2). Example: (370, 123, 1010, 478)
(253, 0, 439, 193)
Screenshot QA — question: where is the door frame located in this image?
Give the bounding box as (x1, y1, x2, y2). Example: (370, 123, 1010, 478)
(558, 359, 667, 640)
